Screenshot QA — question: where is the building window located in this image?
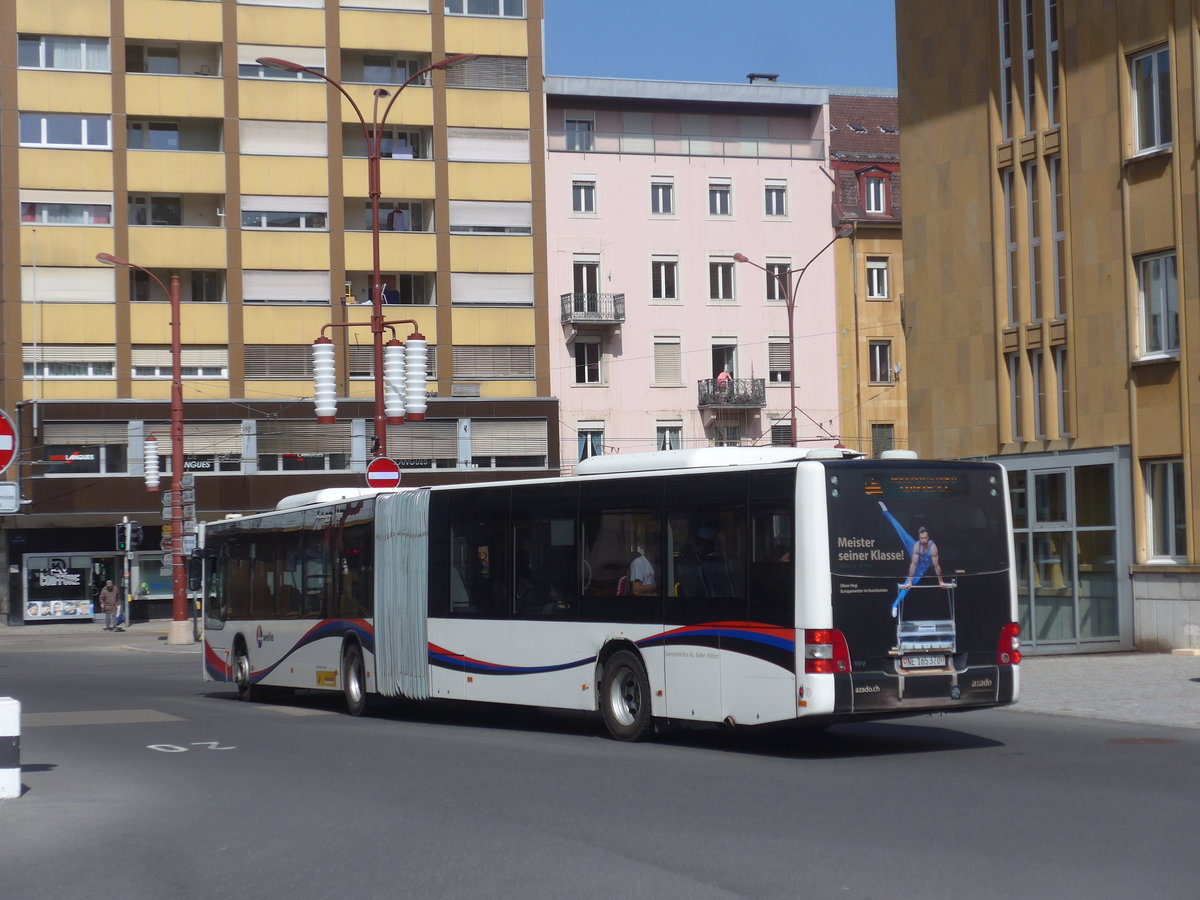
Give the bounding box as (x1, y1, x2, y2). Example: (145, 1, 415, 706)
(1137, 251, 1179, 356)
(571, 179, 595, 214)
(768, 340, 791, 383)
(714, 425, 741, 448)
(129, 195, 182, 226)
(657, 424, 682, 451)
(238, 59, 323, 80)
(574, 341, 602, 385)
(1145, 459, 1186, 560)
(18, 34, 109, 71)
(20, 203, 111, 226)
(43, 444, 127, 475)
(444, 55, 528, 90)
(651, 257, 678, 301)
(1029, 349, 1045, 439)
(708, 179, 732, 216)
(1006, 351, 1022, 441)
(1053, 345, 1070, 436)
(709, 260, 735, 301)
(1026, 161, 1041, 320)
(771, 424, 793, 447)
(651, 178, 674, 215)
(24, 361, 115, 378)
(1045, 0, 1061, 125)
(866, 257, 889, 299)
(564, 116, 594, 152)
(1021, 0, 1036, 134)
(868, 341, 893, 384)
(999, 0, 1014, 140)
(241, 210, 328, 230)
(360, 55, 424, 85)
(1003, 168, 1018, 325)
(864, 175, 887, 214)
(764, 180, 787, 216)
(373, 201, 425, 233)
(578, 427, 604, 462)
(765, 260, 790, 301)
(871, 423, 895, 458)
(1050, 156, 1066, 317)
(127, 120, 180, 151)
(1130, 45, 1172, 154)
(191, 270, 225, 303)
(127, 42, 182, 74)
(446, 0, 525, 18)
(19, 113, 110, 149)
(652, 338, 682, 386)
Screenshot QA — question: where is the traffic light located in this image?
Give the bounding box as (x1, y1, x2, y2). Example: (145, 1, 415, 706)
(115, 523, 127, 551)
(129, 521, 143, 550)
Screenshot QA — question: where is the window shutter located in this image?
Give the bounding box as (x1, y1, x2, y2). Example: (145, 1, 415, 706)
(470, 420, 547, 456)
(768, 342, 791, 370)
(241, 195, 329, 214)
(242, 271, 329, 303)
(237, 44, 325, 68)
(653, 341, 681, 384)
(449, 273, 533, 305)
(132, 346, 229, 367)
(23, 344, 116, 363)
(256, 420, 352, 453)
(385, 421, 458, 460)
(42, 422, 128, 444)
(447, 127, 530, 163)
(244, 345, 313, 378)
(22, 266, 114, 302)
(452, 346, 535, 380)
(239, 120, 327, 157)
(444, 56, 528, 90)
(448, 200, 532, 231)
(348, 344, 437, 380)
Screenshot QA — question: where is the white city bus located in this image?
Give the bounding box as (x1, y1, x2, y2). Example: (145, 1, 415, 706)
(201, 448, 1020, 740)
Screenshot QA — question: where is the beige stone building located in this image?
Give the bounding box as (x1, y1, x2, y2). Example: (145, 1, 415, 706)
(896, 0, 1199, 652)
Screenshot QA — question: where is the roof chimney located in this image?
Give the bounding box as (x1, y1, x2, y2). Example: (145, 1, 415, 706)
(747, 73, 780, 84)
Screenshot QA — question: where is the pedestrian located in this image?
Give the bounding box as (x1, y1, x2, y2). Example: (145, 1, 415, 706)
(98, 580, 120, 631)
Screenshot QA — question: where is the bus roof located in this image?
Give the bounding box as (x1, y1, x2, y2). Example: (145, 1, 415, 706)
(574, 446, 863, 476)
(274, 487, 404, 510)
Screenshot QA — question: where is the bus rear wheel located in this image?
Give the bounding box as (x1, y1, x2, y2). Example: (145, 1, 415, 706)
(601, 651, 653, 741)
(343, 643, 370, 717)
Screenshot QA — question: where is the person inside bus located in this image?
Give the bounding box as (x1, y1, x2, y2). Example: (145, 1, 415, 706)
(628, 544, 658, 595)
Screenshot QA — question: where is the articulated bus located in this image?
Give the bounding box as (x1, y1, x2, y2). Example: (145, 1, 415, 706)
(201, 448, 1020, 740)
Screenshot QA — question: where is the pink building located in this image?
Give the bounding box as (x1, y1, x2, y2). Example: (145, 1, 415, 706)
(545, 76, 840, 471)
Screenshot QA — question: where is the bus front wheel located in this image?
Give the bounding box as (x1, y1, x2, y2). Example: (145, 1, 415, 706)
(600, 651, 653, 741)
(343, 643, 370, 716)
(233, 645, 255, 702)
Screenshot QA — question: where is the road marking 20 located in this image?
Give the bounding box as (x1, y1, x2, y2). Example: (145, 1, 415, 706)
(147, 741, 237, 752)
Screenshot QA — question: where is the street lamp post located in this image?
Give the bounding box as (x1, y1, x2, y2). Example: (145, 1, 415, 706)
(734, 224, 854, 447)
(257, 54, 475, 457)
(96, 253, 191, 645)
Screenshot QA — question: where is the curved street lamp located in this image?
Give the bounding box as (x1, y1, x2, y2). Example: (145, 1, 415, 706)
(734, 223, 855, 447)
(257, 54, 477, 457)
(96, 252, 191, 645)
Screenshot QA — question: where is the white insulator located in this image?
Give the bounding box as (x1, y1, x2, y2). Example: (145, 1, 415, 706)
(384, 341, 406, 422)
(312, 339, 337, 423)
(404, 337, 428, 421)
(143, 438, 160, 492)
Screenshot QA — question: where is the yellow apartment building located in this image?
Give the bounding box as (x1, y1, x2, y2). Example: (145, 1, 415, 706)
(897, 0, 1199, 652)
(0, 0, 555, 621)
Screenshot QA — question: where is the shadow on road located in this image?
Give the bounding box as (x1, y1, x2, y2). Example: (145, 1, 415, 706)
(201, 687, 1003, 758)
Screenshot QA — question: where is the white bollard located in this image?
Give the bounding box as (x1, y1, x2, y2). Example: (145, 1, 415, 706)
(0, 697, 19, 799)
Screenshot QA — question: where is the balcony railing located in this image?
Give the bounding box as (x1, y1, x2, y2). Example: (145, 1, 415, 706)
(560, 293, 626, 326)
(549, 130, 825, 161)
(697, 377, 766, 409)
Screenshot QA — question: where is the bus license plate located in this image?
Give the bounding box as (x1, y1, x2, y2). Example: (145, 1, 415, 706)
(901, 655, 945, 669)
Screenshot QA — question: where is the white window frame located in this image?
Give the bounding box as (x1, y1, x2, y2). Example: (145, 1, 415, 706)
(708, 178, 732, 217)
(1026, 160, 1041, 321)
(768, 339, 791, 384)
(1050, 156, 1066, 317)
(21, 202, 112, 226)
(445, 0, 526, 19)
(651, 256, 678, 302)
(764, 179, 787, 217)
(1130, 45, 1172, 155)
(19, 113, 111, 149)
(571, 178, 596, 214)
(651, 177, 674, 215)
(1003, 169, 1018, 325)
(1144, 459, 1186, 560)
(864, 175, 887, 214)
(866, 257, 889, 299)
(652, 338, 683, 386)
(868, 341, 893, 384)
(1136, 250, 1179, 358)
(18, 34, 110, 71)
(1053, 345, 1070, 436)
(765, 260, 791, 302)
(1007, 351, 1023, 441)
(709, 259, 736, 302)
(1030, 348, 1045, 439)
(656, 423, 682, 451)
(574, 339, 602, 385)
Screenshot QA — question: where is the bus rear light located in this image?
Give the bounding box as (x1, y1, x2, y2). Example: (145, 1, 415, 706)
(997, 622, 1022, 665)
(804, 629, 851, 674)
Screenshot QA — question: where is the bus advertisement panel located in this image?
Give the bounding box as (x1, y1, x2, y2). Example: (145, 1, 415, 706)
(826, 461, 1017, 711)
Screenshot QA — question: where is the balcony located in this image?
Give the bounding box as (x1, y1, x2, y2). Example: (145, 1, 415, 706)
(560, 293, 625, 327)
(697, 377, 766, 409)
(548, 130, 824, 161)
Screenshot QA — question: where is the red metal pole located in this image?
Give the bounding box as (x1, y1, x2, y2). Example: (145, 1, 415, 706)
(368, 93, 387, 457)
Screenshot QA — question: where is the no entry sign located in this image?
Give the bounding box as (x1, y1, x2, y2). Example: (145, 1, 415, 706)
(365, 456, 402, 489)
(0, 410, 17, 476)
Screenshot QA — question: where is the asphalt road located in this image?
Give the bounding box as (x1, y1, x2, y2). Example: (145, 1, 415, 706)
(2, 635, 1198, 899)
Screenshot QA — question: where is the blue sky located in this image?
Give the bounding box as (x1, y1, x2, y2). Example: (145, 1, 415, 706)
(543, 0, 897, 89)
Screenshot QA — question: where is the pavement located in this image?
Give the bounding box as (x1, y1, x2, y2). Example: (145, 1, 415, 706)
(3, 621, 1200, 730)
